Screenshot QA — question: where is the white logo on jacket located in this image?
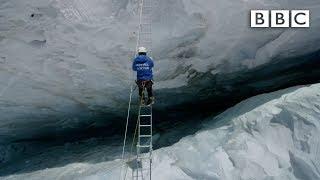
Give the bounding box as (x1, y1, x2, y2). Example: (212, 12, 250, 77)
(136, 63, 150, 70)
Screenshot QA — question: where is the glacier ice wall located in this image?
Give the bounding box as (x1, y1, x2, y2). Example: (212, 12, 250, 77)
(2, 83, 320, 180)
(148, 83, 320, 180)
(0, 0, 320, 144)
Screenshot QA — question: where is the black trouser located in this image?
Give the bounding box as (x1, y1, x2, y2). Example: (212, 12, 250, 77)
(136, 80, 153, 98)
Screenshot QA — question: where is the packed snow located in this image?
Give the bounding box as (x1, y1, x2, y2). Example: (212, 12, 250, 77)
(148, 84, 320, 180)
(2, 83, 320, 180)
(1, 0, 320, 178)
(1, 0, 320, 144)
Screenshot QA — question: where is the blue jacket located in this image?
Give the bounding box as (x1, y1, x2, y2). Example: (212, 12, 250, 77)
(132, 55, 154, 80)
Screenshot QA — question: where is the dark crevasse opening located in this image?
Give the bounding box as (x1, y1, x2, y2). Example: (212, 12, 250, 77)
(1, 0, 320, 178)
(1, 49, 320, 177)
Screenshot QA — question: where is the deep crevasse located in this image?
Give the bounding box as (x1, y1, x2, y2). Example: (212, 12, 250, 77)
(3, 83, 320, 180)
(1, 0, 320, 143)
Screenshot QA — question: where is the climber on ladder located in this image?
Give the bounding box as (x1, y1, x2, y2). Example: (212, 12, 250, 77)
(132, 47, 155, 106)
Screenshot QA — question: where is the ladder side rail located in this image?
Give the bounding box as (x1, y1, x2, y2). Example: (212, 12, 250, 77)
(133, 0, 154, 178)
(149, 106, 153, 180)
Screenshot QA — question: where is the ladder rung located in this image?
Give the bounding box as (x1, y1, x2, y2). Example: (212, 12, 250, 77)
(140, 38, 152, 40)
(143, 9, 152, 12)
(137, 145, 151, 148)
(140, 125, 151, 127)
(140, 114, 151, 117)
(140, 135, 152, 137)
(137, 159, 151, 162)
(138, 157, 152, 159)
(140, 41, 152, 44)
(140, 168, 151, 171)
(143, 9, 152, 11)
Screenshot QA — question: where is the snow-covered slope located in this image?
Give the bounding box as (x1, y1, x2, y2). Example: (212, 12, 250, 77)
(1, 0, 320, 154)
(3, 83, 320, 180)
(149, 84, 320, 180)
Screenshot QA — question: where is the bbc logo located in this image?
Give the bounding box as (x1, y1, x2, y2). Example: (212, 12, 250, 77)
(251, 10, 310, 28)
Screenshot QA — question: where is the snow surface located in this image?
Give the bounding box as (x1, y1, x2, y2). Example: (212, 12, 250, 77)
(2, 83, 320, 180)
(1, 0, 320, 144)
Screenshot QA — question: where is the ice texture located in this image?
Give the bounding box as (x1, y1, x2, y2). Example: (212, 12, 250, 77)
(147, 83, 320, 180)
(1, 0, 320, 171)
(2, 83, 320, 180)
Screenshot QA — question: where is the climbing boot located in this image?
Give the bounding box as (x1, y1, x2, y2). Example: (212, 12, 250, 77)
(140, 96, 145, 105)
(146, 96, 155, 106)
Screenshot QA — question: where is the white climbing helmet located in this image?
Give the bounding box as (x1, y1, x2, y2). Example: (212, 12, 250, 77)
(138, 47, 147, 53)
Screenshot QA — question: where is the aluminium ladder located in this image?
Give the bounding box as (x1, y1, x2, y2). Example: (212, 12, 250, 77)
(121, 0, 154, 179)
(131, 0, 153, 179)
(137, 0, 153, 56)
(132, 103, 153, 180)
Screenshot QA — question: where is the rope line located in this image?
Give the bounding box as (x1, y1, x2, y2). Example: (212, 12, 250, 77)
(119, 85, 133, 180)
(119, 0, 146, 179)
(123, 99, 141, 179)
